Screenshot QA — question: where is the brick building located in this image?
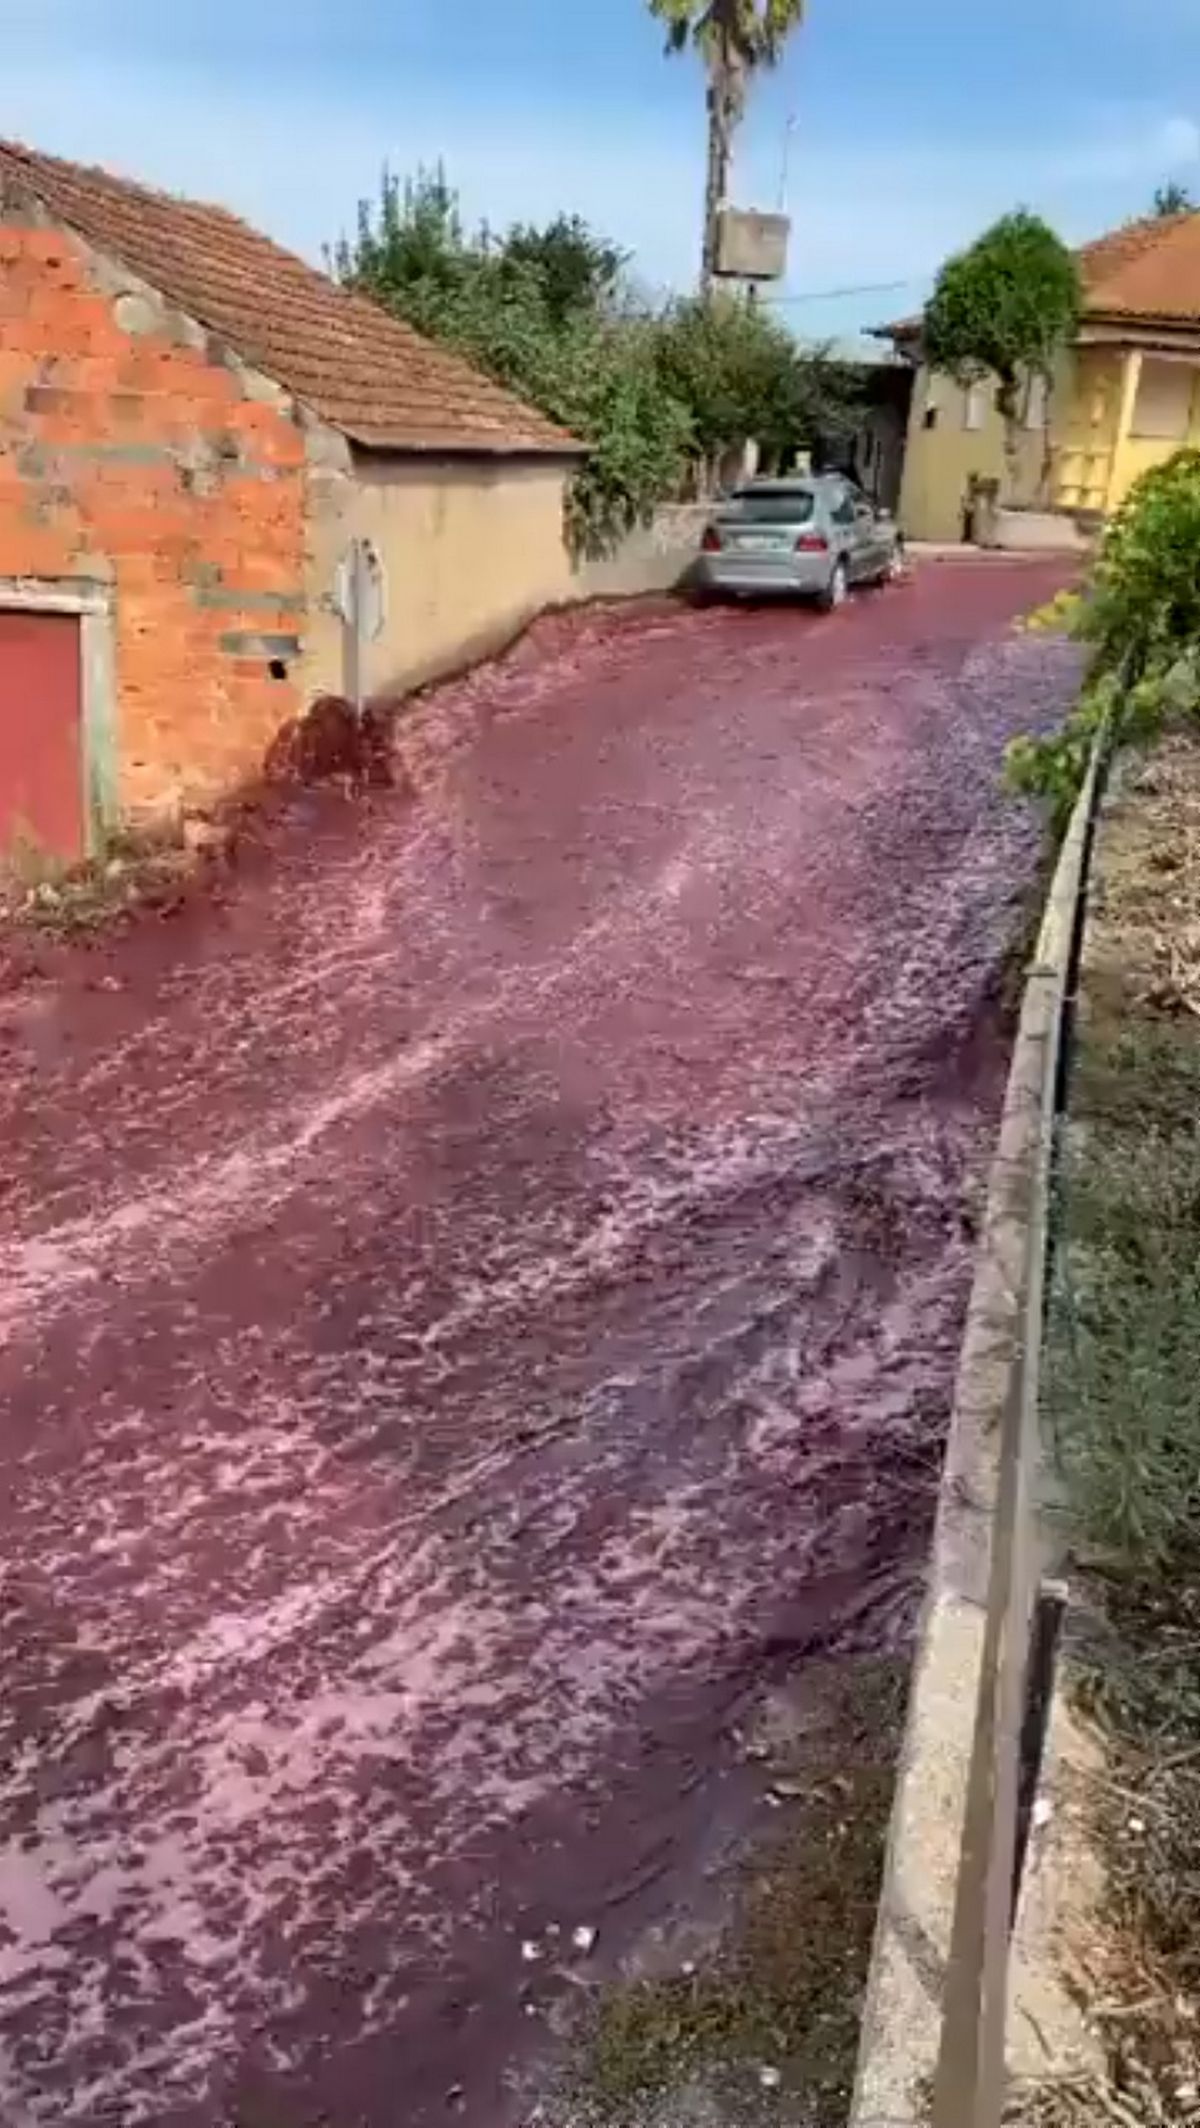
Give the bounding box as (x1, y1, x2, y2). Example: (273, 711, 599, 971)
(0, 140, 584, 861)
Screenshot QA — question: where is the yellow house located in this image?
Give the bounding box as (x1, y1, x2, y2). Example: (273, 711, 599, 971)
(882, 211, 1200, 543)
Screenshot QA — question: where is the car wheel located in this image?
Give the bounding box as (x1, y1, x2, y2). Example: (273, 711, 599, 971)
(819, 557, 849, 611)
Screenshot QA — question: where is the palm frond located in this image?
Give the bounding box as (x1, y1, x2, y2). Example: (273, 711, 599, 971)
(649, 0, 805, 66)
(647, 0, 700, 55)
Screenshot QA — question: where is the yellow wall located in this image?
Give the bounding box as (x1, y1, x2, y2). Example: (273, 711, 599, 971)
(897, 365, 1052, 542)
(1055, 347, 1121, 513)
(1116, 433, 1188, 494)
(302, 443, 575, 703)
(900, 345, 1200, 538)
(1104, 355, 1200, 513)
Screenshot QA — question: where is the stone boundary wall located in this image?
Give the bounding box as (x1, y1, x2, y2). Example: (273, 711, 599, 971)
(850, 749, 1104, 2128)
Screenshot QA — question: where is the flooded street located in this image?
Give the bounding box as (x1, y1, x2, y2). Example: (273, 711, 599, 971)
(0, 563, 1079, 2125)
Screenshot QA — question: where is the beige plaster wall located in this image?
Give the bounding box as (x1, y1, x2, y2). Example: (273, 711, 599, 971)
(302, 446, 575, 703)
(572, 504, 709, 598)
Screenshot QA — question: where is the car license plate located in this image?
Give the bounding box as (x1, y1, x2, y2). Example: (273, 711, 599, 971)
(736, 533, 784, 553)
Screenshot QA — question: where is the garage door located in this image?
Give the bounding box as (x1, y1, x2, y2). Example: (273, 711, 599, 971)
(0, 609, 84, 865)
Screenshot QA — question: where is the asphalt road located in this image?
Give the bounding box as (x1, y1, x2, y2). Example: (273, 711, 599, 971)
(0, 563, 1080, 2126)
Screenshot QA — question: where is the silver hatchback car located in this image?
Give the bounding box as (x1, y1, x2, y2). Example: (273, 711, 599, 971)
(695, 474, 904, 608)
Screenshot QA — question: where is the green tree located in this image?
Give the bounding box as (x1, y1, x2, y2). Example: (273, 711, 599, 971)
(922, 210, 1080, 501)
(336, 167, 859, 547)
(1154, 181, 1194, 217)
(648, 0, 805, 296)
(502, 215, 628, 325)
(336, 169, 692, 553)
(333, 164, 466, 312)
(655, 294, 860, 486)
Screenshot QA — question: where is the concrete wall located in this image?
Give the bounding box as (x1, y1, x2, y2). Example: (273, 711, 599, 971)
(571, 504, 708, 600)
(851, 752, 1103, 2128)
(301, 471, 710, 709)
(0, 207, 308, 830)
(303, 448, 577, 703)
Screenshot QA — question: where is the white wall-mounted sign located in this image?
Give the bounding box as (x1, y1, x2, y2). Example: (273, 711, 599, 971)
(333, 538, 387, 643)
(334, 537, 388, 708)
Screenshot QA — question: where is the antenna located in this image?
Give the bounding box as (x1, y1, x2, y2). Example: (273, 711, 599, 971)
(778, 113, 798, 214)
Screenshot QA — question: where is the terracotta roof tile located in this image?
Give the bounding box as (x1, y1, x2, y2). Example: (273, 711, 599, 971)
(878, 212, 1200, 343)
(0, 139, 583, 456)
(1079, 210, 1200, 321)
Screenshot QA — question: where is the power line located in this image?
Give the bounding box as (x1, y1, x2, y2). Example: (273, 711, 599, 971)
(763, 276, 923, 307)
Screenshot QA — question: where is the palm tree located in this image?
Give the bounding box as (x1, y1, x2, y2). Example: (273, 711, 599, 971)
(649, 0, 806, 297)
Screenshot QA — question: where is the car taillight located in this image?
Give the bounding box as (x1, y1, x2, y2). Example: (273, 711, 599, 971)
(701, 525, 722, 553)
(794, 532, 828, 553)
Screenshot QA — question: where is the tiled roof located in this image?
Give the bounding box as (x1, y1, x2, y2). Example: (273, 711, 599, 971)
(878, 211, 1200, 342)
(0, 139, 583, 455)
(1079, 210, 1200, 321)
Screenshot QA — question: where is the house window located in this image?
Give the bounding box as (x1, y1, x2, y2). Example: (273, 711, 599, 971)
(963, 384, 987, 432)
(1023, 373, 1049, 430)
(1131, 358, 1194, 440)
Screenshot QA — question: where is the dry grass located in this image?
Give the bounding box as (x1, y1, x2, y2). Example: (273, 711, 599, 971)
(1029, 733, 1200, 2124)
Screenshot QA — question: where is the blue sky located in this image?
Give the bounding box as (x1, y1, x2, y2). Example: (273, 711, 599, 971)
(6, 0, 1200, 347)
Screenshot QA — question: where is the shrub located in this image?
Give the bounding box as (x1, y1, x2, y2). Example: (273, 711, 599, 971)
(1006, 449, 1200, 820)
(335, 167, 861, 556)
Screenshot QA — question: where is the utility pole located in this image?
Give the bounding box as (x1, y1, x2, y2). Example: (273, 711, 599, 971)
(778, 113, 797, 214)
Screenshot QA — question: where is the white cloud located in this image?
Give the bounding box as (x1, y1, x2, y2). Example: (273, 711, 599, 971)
(1155, 114, 1200, 166)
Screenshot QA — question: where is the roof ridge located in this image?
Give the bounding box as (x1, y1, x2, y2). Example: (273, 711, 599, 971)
(878, 209, 1200, 341)
(0, 137, 255, 239)
(1080, 206, 1200, 322)
(0, 136, 583, 456)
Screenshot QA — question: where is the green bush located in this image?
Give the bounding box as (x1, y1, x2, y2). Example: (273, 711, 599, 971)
(653, 295, 861, 485)
(1006, 449, 1200, 819)
(334, 167, 861, 557)
(1082, 446, 1200, 672)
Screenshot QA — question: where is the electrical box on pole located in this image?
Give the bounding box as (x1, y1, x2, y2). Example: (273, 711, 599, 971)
(714, 210, 790, 284)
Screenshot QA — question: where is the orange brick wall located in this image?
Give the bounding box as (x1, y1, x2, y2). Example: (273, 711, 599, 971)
(0, 215, 307, 822)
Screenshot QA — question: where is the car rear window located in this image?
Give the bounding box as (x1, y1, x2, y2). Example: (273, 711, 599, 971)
(729, 487, 816, 524)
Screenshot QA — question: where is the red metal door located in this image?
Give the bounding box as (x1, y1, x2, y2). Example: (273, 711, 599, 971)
(0, 610, 84, 865)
